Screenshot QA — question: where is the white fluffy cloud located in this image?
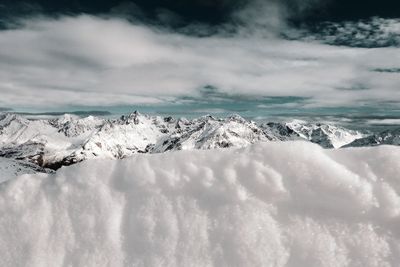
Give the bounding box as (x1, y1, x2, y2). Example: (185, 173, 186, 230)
(0, 15, 399, 109)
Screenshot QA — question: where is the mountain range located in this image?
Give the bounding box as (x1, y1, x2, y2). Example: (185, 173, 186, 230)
(1, 111, 398, 177)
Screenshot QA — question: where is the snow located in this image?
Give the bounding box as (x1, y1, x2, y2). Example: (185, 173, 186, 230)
(1, 112, 371, 171)
(346, 128, 400, 147)
(152, 115, 272, 152)
(0, 158, 52, 182)
(286, 119, 364, 148)
(1, 141, 400, 266)
(49, 114, 104, 137)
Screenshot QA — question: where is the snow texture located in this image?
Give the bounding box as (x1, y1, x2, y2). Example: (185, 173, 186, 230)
(1, 141, 400, 267)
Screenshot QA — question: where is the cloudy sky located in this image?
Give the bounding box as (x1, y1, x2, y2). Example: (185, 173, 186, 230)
(1, 0, 400, 116)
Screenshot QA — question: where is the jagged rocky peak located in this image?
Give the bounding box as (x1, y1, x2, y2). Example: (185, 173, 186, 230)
(119, 110, 148, 125)
(49, 113, 79, 128)
(345, 128, 400, 147)
(50, 114, 104, 137)
(260, 122, 300, 141)
(52, 113, 80, 124)
(227, 114, 248, 123)
(152, 113, 274, 153)
(0, 113, 28, 130)
(174, 117, 191, 130)
(285, 119, 364, 148)
(193, 114, 250, 126)
(163, 116, 174, 123)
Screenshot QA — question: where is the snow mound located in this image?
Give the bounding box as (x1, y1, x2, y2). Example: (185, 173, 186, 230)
(1, 141, 400, 267)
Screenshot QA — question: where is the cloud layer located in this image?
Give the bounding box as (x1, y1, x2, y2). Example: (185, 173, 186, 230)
(0, 15, 400, 110)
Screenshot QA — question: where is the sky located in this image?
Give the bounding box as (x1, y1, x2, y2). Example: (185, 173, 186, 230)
(0, 0, 400, 117)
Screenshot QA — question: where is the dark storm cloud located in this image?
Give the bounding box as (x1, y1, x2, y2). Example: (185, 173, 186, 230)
(0, 0, 244, 27)
(296, 17, 400, 48)
(307, 0, 400, 22)
(2, 0, 400, 27)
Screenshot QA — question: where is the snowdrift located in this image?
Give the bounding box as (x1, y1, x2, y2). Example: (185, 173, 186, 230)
(1, 141, 400, 267)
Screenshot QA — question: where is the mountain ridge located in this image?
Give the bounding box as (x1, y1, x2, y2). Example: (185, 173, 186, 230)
(1, 111, 396, 174)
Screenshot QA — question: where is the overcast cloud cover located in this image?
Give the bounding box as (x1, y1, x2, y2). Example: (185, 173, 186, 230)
(0, 0, 400, 111)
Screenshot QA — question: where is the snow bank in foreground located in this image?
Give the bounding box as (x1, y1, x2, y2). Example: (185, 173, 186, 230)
(1, 141, 400, 267)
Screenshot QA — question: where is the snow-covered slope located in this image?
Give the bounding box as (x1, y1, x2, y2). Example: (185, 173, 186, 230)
(285, 119, 364, 148)
(49, 114, 104, 137)
(152, 115, 275, 152)
(345, 128, 400, 147)
(1, 141, 399, 266)
(58, 112, 172, 166)
(0, 112, 379, 171)
(0, 158, 52, 182)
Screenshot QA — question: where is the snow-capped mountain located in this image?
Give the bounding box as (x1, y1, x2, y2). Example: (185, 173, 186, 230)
(344, 128, 400, 147)
(49, 114, 104, 137)
(285, 119, 364, 148)
(0, 112, 376, 172)
(152, 115, 277, 153)
(0, 113, 99, 169)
